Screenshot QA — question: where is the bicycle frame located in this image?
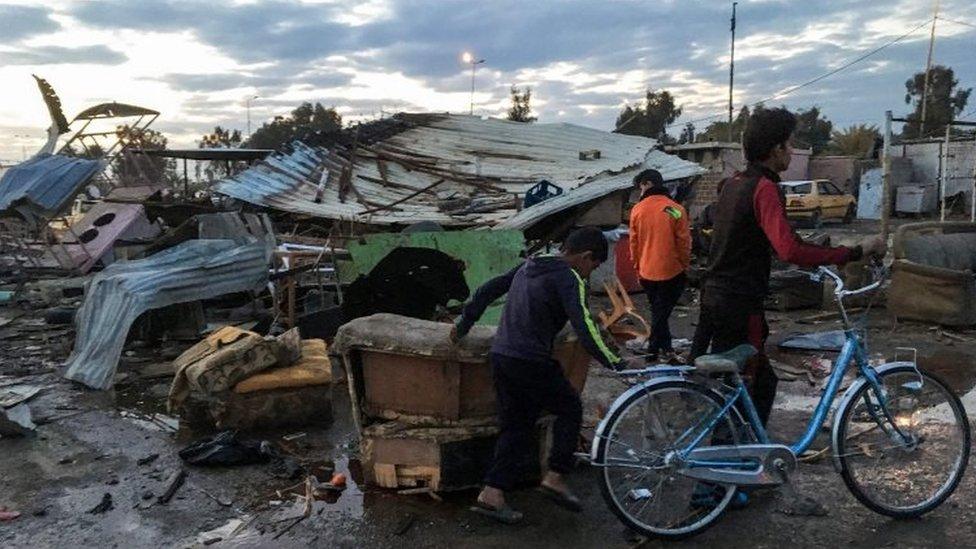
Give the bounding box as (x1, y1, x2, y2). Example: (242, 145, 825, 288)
(675, 266, 906, 468)
(686, 330, 874, 458)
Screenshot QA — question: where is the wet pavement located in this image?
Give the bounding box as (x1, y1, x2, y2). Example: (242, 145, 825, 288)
(4, 221, 976, 547)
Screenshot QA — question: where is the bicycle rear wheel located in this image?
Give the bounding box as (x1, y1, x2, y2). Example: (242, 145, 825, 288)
(834, 367, 970, 518)
(595, 380, 746, 539)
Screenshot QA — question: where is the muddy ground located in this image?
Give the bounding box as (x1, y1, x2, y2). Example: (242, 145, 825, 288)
(3, 220, 976, 548)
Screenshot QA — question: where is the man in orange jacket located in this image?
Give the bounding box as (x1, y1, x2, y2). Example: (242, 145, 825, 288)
(629, 169, 691, 360)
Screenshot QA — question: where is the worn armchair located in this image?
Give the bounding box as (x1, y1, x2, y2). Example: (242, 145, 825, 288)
(888, 221, 976, 326)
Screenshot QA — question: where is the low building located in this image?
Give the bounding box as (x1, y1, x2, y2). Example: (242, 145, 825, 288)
(665, 141, 812, 219)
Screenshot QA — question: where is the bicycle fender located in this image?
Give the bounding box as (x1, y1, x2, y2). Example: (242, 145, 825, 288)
(589, 375, 694, 463)
(830, 362, 917, 473)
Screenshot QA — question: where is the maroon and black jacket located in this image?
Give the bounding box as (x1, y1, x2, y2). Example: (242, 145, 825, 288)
(703, 163, 861, 305)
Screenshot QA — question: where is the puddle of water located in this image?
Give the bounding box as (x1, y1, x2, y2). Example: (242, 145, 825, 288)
(118, 410, 179, 433)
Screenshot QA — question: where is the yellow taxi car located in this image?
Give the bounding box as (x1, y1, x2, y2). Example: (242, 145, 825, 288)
(780, 179, 857, 225)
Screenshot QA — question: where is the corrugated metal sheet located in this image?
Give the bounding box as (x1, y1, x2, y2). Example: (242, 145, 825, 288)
(216, 114, 701, 227)
(497, 149, 704, 231)
(63, 214, 273, 390)
(0, 153, 104, 224)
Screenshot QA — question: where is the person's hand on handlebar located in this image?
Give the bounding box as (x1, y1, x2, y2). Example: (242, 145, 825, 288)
(857, 235, 887, 259)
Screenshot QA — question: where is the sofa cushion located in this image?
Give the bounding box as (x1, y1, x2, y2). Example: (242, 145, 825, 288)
(902, 233, 976, 272)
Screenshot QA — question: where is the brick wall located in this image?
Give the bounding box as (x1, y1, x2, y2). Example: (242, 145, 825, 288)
(687, 171, 724, 220)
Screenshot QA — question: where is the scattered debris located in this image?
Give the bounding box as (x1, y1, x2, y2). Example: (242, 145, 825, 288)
(779, 495, 829, 517)
(199, 488, 233, 507)
(63, 213, 274, 390)
(196, 518, 245, 546)
(392, 513, 417, 536)
(136, 453, 160, 466)
(157, 469, 186, 505)
(88, 493, 114, 514)
(0, 506, 21, 521)
(178, 431, 275, 467)
(0, 385, 44, 409)
(778, 330, 847, 352)
(0, 404, 37, 436)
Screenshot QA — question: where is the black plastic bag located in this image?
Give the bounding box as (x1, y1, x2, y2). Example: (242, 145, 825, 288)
(178, 430, 275, 467)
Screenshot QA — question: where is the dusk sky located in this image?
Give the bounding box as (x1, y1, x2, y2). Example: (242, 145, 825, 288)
(1, 0, 974, 163)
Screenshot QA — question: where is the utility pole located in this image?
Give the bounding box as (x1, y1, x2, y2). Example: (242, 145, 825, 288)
(728, 1, 738, 143)
(462, 53, 486, 116)
(881, 111, 893, 239)
(920, 0, 940, 136)
(940, 123, 950, 221)
(246, 95, 259, 140)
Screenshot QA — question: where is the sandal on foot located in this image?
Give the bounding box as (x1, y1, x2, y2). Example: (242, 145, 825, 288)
(537, 485, 583, 512)
(469, 501, 523, 524)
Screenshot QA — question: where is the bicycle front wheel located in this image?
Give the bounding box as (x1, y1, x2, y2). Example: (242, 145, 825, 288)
(834, 366, 970, 518)
(595, 379, 746, 539)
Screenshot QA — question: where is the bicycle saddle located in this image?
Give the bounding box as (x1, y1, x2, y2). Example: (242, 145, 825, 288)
(693, 344, 758, 374)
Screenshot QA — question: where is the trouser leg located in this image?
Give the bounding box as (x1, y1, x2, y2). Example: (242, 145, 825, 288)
(653, 273, 686, 353)
(541, 362, 583, 475)
(484, 354, 541, 491)
(743, 314, 777, 426)
(708, 296, 776, 428)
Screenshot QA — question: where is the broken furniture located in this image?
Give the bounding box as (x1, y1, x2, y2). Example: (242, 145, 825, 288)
(52, 201, 161, 274)
(63, 213, 274, 389)
(597, 277, 651, 342)
(333, 313, 591, 424)
(173, 327, 334, 431)
(360, 419, 550, 492)
(889, 221, 976, 326)
(333, 313, 587, 491)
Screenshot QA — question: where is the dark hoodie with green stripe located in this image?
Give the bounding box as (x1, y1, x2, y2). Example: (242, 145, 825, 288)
(455, 257, 621, 370)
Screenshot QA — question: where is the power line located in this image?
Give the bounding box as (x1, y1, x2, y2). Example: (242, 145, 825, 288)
(937, 15, 976, 29)
(666, 17, 935, 130)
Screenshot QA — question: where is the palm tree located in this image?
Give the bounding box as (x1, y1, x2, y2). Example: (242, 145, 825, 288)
(828, 124, 880, 158)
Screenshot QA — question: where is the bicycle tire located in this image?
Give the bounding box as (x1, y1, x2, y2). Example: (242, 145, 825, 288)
(595, 379, 746, 539)
(835, 367, 970, 518)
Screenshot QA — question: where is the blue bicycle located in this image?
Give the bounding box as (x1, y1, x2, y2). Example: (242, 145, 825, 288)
(590, 266, 971, 539)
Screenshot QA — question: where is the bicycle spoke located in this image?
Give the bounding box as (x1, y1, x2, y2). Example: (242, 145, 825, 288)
(600, 383, 738, 536)
(837, 370, 969, 516)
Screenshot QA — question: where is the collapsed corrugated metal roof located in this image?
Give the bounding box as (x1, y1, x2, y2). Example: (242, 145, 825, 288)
(64, 213, 274, 390)
(215, 113, 702, 227)
(496, 151, 704, 235)
(0, 153, 104, 226)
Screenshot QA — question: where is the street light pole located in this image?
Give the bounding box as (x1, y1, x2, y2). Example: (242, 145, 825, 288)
(728, 1, 737, 143)
(462, 52, 485, 115)
(246, 95, 259, 140)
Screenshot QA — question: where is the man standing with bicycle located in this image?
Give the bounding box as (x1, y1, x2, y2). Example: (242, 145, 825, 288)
(691, 107, 885, 428)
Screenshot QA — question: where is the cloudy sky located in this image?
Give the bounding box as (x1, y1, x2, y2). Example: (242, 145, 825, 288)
(1, 0, 974, 163)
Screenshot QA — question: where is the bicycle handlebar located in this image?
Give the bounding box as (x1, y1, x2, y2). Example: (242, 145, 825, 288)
(809, 264, 885, 299)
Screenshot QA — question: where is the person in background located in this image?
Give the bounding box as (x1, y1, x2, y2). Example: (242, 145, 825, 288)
(451, 227, 623, 524)
(629, 169, 692, 362)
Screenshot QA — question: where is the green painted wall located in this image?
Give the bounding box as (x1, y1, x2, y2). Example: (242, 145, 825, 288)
(338, 230, 525, 325)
